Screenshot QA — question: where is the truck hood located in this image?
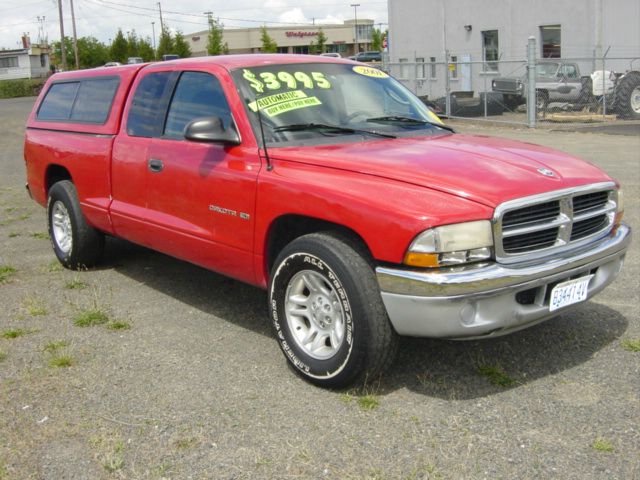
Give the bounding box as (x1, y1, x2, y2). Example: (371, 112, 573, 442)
(270, 133, 613, 208)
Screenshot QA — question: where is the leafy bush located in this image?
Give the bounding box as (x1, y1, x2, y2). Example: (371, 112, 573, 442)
(0, 79, 45, 99)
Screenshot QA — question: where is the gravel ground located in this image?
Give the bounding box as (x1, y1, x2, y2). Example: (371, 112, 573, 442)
(0, 97, 638, 480)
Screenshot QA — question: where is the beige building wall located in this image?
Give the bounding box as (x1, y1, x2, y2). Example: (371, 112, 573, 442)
(187, 19, 374, 57)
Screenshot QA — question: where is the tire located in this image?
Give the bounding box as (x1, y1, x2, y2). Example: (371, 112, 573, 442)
(268, 232, 397, 388)
(536, 90, 549, 113)
(47, 180, 104, 269)
(615, 72, 640, 119)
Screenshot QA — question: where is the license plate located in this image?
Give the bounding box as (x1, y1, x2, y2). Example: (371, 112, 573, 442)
(549, 275, 594, 312)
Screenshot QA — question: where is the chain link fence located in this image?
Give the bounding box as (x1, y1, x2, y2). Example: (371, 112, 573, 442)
(383, 38, 640, 127)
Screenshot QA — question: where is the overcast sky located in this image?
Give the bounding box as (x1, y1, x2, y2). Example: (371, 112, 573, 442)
(0, 0, 388, 49)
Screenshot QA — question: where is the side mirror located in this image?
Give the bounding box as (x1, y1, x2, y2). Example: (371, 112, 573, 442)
(184, 117, 240, 145)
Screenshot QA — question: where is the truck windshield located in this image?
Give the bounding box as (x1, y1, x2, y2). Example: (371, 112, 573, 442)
(231, 63, 448, 145)
(536, 63, 560, 76)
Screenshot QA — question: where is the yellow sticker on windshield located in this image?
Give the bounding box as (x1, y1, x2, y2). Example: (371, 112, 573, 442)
(263, 97, 322, 117)
(426, 109, 444, 125)
(248, 90, 308, 112)
(353, 66, 389, 78)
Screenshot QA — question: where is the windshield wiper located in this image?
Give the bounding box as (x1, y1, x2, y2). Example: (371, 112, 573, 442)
(366, 115, 455, 133)
(273, 123, 396, 139)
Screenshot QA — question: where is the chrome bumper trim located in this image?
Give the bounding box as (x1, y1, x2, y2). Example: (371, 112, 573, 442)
(376, 224, 630, 338)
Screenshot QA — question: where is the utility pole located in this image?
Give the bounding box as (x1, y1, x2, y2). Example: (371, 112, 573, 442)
(350, 3, 360, 54)
(204, 11, 213, 31)
(157, 2, 164, 32)
(69, 0, 80, 69)
(151, 21, 156, 59)
(57, 0, 67, 71)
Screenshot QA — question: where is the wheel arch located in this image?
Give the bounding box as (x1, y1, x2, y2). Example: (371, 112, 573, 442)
(45, 164, 73, 194)
(263, 214, 374, 279)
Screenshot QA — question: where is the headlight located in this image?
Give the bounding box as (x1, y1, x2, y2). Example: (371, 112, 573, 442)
(492, 80, 496, 88)
(404, 220, 493, 268)
(517, 81, 524, 90)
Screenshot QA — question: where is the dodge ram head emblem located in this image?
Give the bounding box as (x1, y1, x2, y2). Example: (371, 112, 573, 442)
(537, 167, 556, 177)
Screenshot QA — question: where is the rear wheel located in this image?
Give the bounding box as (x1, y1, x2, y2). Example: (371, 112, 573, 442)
(536, 90, 549, 113)
(268, 232, 397, 388)
(47, 180, 104, 269)
(615, 72, 640, 119)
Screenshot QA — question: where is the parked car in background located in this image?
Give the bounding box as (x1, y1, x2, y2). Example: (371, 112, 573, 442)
(349, 51, 382, 63)
(162, 54, 180, 61)
(127, 57, 144, 64)
(320, 52, 341, 58)
(103, 62, 122, 67)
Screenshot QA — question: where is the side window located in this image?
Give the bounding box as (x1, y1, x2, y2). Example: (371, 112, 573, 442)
(563, 65, 578, 79)
(37, 82, 80, 121)
(71, 78, 120, 123)
(127, 72, 173, 137)
(164, 71, 232, 139)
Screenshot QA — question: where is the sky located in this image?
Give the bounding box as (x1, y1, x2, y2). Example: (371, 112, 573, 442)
(0, 0, 388, 49)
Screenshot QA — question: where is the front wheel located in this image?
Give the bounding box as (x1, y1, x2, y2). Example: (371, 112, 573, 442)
(269, 233, 397, 388)
(47, 180, 104, 269)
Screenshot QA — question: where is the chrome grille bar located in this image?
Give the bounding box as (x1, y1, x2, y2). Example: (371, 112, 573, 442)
(493, 182, 618, 264)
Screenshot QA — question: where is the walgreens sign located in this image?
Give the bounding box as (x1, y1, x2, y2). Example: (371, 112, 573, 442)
(285, 31, 319, 38)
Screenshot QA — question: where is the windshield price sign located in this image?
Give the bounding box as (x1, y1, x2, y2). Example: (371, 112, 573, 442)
(242, 69, 332, 93)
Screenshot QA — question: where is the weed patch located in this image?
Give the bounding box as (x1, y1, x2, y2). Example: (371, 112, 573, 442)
(50, 355, 74, 368)
(476, 364, 517, 387)
(0, 351, 6, 362)
(0, 266, 16, 284)
(23, 296, 47, 316)
(31, 232, 49, 240)
(592, 438, 614, 452)
(2, 328, 34, 339)
(357, 395, 380, 411)
(621, 338, 640, 352)
(107, 321, 131, 331)
(73, 309, 109, 327)
(44, 340, 69, 353)
(65, 279, 88, 290)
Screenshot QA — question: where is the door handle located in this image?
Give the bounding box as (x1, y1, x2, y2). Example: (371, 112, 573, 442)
(148, 158, 164, 173)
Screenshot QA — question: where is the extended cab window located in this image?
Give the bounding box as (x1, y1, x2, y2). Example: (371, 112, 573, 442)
(164, 71, 232, 139)
(37, 78, 119, 123)
(127, 72, 173, 137)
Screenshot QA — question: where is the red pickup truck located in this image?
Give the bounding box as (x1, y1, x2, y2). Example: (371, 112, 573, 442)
(24, 55, 630, 387)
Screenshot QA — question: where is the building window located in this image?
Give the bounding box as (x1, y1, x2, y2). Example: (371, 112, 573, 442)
(482, 30, 499, 71)
(356, 24, 372, 42)
(449, 55, 458, 79)
(0, 56, 18, 68)
(540, 25, 561, 58)
(430, 57, 437, 79)
(416, 57, 425, 79)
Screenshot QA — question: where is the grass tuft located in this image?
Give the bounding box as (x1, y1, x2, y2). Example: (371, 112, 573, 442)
(592, 438, 614, 452)
(357, 395, 380, 411)
(621, 338, 640, 352)
(73, 309, 109, 327)
(107, 321, 131, 331)
(49, 355, 74, 368)
(8, 232, 20, 238)
(476, 364, 516, 387)
(43, 340, 69, 353)
(23, 296, 47, 316)
(31, 232, 49, 240)
(0, 266, 16, 284)
(175, 437, 199, 450)
(65, 279, 88, 290)
(0, 351, 6, 362)
(2, 328, 32, 339)
(47, 261, 63, 272)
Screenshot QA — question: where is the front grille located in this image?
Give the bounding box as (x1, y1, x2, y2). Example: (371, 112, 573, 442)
(494, 184, 617, 262)
(493, 79, 519, 92)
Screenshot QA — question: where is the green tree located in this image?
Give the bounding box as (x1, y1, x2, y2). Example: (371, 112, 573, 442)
(125, 30, 140, 59)
(260, 26, 277, 53)
(51, 37, 74, 69)
(77, 36, 109, 68)
(207, 17, 225, 55)
(174, 30, 192, 58)
(309, 28, 327, 54)
(157, 25, 175, 59)
(138, 37, 155, 61)
(110, 29, 128, 63)
(371, 28, 383, 52)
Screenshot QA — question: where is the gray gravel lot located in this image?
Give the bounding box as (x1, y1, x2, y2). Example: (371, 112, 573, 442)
(0, 97, 638, 479)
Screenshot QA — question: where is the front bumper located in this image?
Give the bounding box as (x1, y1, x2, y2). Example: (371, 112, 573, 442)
(376, 224, 631, 339)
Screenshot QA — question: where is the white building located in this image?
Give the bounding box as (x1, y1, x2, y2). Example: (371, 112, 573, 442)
(0, 45, 50, 81)
(387, 0, 640, 98)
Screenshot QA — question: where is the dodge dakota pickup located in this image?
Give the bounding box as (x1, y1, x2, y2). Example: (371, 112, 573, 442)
(24, 55, 630, 388)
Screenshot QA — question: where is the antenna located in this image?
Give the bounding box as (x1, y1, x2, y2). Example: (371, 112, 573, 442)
(254, 94, 273, 171)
